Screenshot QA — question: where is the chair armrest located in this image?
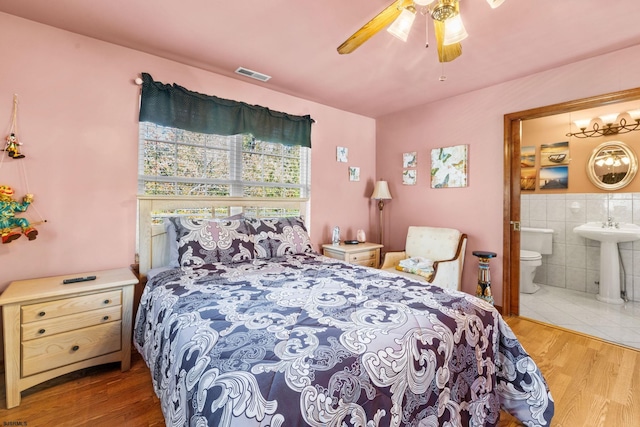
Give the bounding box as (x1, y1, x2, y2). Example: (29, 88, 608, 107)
(380, 251, 407, 270)
(428, 235, 467, 290)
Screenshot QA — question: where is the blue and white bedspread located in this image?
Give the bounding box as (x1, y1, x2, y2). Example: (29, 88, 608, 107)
(134, 253, 554, 427)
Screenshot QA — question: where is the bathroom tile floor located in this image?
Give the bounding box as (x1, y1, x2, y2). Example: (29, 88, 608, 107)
(519, 284, 640, 350)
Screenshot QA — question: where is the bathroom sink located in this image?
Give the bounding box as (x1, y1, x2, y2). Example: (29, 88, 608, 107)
(573, 222, 640, 243)
(572, 221, 640, 304)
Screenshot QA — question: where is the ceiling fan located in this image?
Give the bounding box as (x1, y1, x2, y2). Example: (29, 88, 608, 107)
(337, 0, 506, 63)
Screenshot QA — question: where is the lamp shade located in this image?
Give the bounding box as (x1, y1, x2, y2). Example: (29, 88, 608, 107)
(486, 0, 506, 8)
(443, 14, 468, 45)
(387, 7, 417, 42)
(371, 181, 392, 200)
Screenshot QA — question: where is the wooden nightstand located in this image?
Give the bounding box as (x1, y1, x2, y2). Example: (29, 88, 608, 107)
(322, 242, 384, 268)
(0, 267, 138, 408)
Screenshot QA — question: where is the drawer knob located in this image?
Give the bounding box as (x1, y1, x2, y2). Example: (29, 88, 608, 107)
(103, 299, 111, 304)
(103, 316, 109, 321)
(38, 329, 46, 335)
(38, 311, 46, 317)
(71, 345, 80, 352)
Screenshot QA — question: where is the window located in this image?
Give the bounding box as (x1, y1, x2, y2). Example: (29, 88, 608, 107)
(138, 122, 311, 199)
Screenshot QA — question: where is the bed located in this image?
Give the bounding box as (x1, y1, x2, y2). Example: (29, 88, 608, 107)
(134, 196, 554, 427)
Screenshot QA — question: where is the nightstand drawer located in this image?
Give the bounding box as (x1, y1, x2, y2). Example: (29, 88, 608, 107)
(347, 251, 377, 263)
(22, 305, 122, 341)
(322, 242, 383, 269)
(21, 290, 122, 323)
(22, 321, 122, 377)
(352, 258, 378, 268)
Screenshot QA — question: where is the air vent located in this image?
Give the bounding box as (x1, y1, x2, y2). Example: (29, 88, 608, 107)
(234, 67, 271, 82)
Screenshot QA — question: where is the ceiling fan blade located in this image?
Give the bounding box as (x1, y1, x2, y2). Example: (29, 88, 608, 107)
(337, 0, 414, 54)
(433, 19, 461, 62)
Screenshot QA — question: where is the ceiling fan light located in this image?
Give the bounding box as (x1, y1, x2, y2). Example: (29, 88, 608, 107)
(431, 0, 457, 21)
(486, 0, 506, 9)
(443, 14, 468, 45)
(413, 0, 436, 6)
(387, 7, 417, 42)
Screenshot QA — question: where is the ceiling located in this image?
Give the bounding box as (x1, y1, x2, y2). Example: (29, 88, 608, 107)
(2, 0, 640, 118)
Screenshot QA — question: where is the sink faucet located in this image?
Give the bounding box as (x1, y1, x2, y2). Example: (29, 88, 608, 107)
(603, 217, 619, 228)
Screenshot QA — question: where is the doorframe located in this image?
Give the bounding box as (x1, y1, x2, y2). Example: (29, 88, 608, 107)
(502, 87, 640, 316)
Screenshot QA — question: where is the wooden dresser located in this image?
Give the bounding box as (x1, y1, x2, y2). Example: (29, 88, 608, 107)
(0, 267, 138, 408)
(322, 242, 383, 268)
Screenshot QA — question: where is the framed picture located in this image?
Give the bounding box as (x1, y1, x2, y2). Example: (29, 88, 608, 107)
(430, 144, 468, 188)
(403, 169, 417, 185)
(539, 165, 568, 189)
(403, 152, 417, 168)
(349, 166, 360, 182)
(540, 141, 569, 166)
(337, 146, 348, 163)
(521, 146, 536, 168)
(521, 167, 536, 191)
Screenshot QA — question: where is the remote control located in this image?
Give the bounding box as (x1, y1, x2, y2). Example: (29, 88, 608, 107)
(63, 275, 97, 284)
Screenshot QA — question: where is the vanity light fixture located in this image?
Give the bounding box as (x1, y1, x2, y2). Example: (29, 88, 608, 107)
(567, 109, 640, 138)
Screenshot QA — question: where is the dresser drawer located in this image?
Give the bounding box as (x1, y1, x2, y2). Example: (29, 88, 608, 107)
(22, 321, 122, 377)
(21, 290, 122, 324)
(22, 305, 122, 341)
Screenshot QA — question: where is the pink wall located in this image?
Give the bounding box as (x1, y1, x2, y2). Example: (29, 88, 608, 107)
(0, 13, 376, 290)
(3, 11, 640, 307)
(376, 45, 640, 302)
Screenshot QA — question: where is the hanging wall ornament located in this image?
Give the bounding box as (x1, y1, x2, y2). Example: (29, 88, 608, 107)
(0, 185, 37, 243)
(0, 95, 47, 243)
(3, 95, 25, 159)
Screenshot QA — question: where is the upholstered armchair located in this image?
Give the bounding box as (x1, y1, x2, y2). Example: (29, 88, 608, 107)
(380, 226, 467, 291)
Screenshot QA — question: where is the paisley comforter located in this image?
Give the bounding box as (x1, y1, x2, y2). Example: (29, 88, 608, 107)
(134, 253, 554, 427)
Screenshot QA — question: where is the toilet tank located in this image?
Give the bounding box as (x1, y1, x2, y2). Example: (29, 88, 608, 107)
(521, 227, 553, 254)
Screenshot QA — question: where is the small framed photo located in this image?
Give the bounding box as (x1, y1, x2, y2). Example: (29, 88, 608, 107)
(403, 169, 417, 185)
(337, 146, 348, 163)
(403, 152, 417, 168)
(349, 167, 360, 181)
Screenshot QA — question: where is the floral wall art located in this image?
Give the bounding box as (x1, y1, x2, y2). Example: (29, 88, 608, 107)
(402, 151, 417, 185)
(430, 144, 468, 188)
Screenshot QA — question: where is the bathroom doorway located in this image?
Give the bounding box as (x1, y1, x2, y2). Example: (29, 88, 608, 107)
(502, 87, 640, 316)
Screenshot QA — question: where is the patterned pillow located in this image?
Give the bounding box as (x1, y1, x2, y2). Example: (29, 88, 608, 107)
(168, 217, 254, 267)
(246, 217, 313, 259)
(164, 213, 245, 268)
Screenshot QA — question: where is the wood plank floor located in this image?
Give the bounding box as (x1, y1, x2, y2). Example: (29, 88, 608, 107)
(0, 317, 638, 426)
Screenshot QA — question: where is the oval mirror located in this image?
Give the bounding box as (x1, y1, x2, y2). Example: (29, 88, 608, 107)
(587, 141, 638, 190)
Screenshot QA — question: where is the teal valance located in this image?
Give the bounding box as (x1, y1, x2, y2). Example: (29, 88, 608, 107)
(139, 73, 313, 148)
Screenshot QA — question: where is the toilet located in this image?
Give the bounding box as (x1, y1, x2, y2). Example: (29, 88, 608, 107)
(520, 227, 553, 294)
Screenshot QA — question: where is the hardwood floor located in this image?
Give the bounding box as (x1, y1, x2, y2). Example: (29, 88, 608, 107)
(0, 317, 638, 426)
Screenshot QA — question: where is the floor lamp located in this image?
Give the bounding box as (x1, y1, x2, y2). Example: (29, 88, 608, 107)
(371, 180, 392, 245)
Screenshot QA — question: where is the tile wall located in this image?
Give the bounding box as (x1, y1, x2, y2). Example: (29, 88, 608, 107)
(521, 192, 640, 302)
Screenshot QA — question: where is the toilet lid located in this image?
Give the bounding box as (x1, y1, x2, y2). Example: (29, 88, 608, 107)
(521, 249, 542, 260)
